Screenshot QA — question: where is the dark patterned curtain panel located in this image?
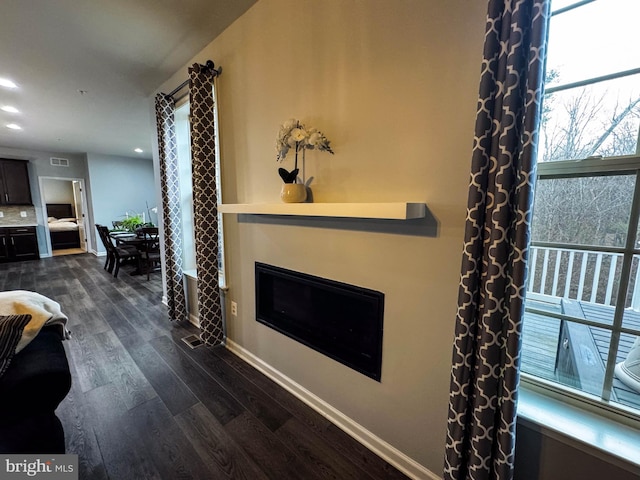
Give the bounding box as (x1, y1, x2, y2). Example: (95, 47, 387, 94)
(189, 63, 224, 346)
(155, 94, 188, 323)
(444, 2, 550, 479)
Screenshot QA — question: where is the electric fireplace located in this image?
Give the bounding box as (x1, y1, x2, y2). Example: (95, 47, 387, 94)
(255, 262, 384, 381)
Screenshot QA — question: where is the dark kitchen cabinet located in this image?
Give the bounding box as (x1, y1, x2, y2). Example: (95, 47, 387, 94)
(0, 227, 39, 262)
(0, 233, 8, 262)
(0, 159, 33, 205)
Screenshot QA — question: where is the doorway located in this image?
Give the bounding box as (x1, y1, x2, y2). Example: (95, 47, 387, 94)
(39, 177, 90, 257)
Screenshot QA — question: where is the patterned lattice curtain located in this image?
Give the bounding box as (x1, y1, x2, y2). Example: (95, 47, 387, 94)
(444, 2, 550, 479)
(155, 94, 188, 323)
(189, 63, 224, 346)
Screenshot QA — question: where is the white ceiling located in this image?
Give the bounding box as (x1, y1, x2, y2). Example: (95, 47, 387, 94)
(0, 0, 256, 160)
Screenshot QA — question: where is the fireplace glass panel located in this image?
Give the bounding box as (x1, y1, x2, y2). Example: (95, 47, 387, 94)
(255, 263, 384, 381)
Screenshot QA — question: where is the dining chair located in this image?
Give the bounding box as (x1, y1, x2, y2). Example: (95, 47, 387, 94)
(139, 227, 161, 280)
(98, 225, 140, 278)
(95, 224, 113, 271)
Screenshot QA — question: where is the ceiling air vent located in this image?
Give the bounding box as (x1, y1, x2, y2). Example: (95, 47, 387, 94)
(50, 157, 69, 167)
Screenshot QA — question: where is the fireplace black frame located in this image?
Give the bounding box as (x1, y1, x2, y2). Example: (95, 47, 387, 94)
(255, 262, 384, 381)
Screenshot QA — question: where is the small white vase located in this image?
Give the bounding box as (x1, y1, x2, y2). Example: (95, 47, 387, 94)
(280, 183, 307, 203)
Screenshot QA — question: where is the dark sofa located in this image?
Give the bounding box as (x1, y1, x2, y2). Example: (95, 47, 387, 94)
(0, 326, 72, 453)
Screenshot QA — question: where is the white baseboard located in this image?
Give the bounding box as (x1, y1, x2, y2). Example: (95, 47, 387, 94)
(188, 313, 200, 328)
(166, 295, 200, 327)
(160, 296, 199, 327)
(225, 339, 439, 480)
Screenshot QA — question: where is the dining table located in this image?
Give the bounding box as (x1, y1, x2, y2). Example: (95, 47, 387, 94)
(109, 231, 158, 275)
(109, 231, 149, 248)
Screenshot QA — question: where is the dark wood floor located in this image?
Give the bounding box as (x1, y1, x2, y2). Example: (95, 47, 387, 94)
(1, 254, 409, 480)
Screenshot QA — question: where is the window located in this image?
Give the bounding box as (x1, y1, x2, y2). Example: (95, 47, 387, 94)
(173, 82, 226, 287)
(521, 0, 640, 421)
(175, 100, 196, 271)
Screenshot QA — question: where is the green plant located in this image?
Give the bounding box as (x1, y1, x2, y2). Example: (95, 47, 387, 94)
(120, 215, 144, 232)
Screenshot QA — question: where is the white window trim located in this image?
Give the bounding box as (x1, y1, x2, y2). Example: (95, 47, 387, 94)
(537, 155, 640, 178)
(212, 76, 227, 290)
(518, 381, 640, 475)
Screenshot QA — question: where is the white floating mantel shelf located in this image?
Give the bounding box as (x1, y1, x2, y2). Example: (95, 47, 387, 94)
(217, 202, 427, 220)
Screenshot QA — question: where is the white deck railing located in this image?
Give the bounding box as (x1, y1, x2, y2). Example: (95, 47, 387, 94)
(527, 246, 640, 310)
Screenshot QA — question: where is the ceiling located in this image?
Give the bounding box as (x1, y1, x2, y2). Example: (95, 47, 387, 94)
(0, 0, 256, 160)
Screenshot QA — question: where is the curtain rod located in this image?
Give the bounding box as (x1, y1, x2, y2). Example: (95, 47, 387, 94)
(163, 60, 222, 98)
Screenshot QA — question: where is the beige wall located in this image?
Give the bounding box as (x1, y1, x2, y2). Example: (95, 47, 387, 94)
(158, 0, 486, 473)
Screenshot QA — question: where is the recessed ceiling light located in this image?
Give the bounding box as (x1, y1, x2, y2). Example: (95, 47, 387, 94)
(6, 123, 22, 130)
(1, 106, 19, 113)
(0, 78, 18, 89)
(134, 148, 143, 153)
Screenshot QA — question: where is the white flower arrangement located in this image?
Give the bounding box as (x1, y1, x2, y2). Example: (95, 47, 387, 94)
(275, 118, 334, 183)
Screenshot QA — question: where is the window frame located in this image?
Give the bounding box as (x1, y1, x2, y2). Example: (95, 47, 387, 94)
(523, 152, 640, 424)
(173, 79, 227, 289)
(522, 0, 640, 427)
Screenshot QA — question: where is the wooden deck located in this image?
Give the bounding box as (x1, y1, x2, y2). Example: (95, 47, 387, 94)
(522, 303, 561, 382)
(522, 298, 640, 410)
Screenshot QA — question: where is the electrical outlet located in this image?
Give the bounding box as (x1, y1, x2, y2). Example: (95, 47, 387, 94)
(231, 301, 238, 317)
(20, 211, 27, 217)
(0, 211, 3, 218)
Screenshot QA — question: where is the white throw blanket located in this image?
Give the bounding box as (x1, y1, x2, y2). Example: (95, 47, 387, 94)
(0, 290, 70, 354)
